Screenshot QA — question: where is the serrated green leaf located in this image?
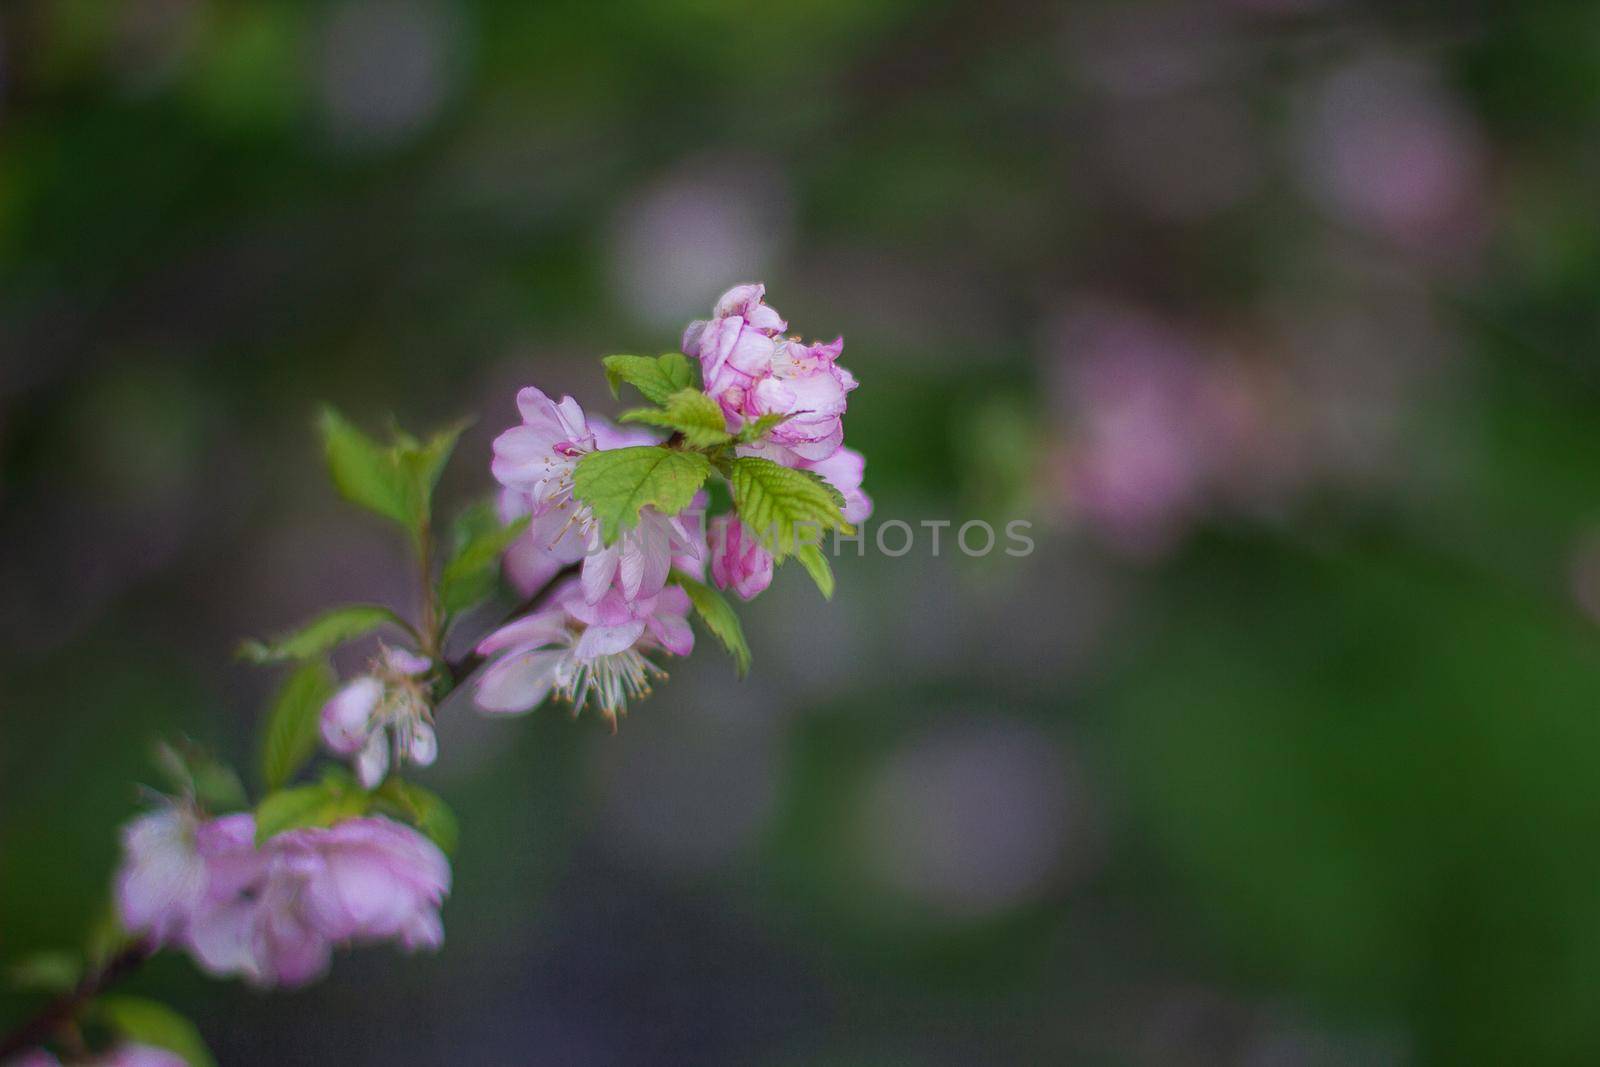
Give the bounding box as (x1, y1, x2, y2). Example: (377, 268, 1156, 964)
(792, 543, 836, 600)
(405, 417, 473, 499)
(603, 353, 696, 405)
(619, 388, 732, 448)
(7, 950, 81, 993)
(260, 661, 337, 791)
(440, 511, 530, 617)
(254, 776, 370, 845)
(735, 411, 794, 444)
(572, 446, 711, 543)
(728, 457, 850, 560)
(673, 572, 751, 676)
(320, 406, 414, 526)
(238, 603, 410, 664)
(319, 408, 469, 547)
(374, 779, 459, 854)
(96, 996, 217, 1067)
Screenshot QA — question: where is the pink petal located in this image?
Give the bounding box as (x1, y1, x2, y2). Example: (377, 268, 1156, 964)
(474, 649, 565, 714)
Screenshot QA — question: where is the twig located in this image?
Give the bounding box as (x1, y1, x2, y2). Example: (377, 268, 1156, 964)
(0, 938, 153, 1060)
(444, 562, 581, 689)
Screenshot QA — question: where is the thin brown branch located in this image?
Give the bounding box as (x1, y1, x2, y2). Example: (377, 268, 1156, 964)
(0, 938, 153, 1060)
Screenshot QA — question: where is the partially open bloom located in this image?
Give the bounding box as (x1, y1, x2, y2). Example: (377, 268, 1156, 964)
(708, 515, 773, 601)
(321, 646, 436, 789)
(686, 284, 859, 465)
(474, 577, 694, 728)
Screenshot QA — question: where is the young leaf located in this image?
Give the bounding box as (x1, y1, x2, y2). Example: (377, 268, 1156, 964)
(728, 456, 850, 559)
(735, 411, 794, 444)
(319, 407, 414, 527)
(572, 446, 711, 543)
(439, 511, 530, 617)
(254, 779, 369, 845)
(673, 573, 751, 676)
(603, 353, 696, 405)
(792, 543, 836, 600)
(237, 604, 410, 664)
(191, 758, 249, 814)
(404, 417, 473, 502)
(96, 996, 218, 1067)
(319, 408, 468, 547)
(374, 779, 460, 854)
(260, 661, 337, 790)
(619, 388, 732, 448)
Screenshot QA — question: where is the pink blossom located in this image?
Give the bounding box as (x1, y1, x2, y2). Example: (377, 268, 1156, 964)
(686, 284, 858, 465)
(489, 386, 594, 508)
(184, 814, 449, 988)
(474, 577, 694, 727)
(708, 515, 773, 601)
(579, 507, 701, 605)
(320, 646, 436, 789)
(115, 806, 208, 947)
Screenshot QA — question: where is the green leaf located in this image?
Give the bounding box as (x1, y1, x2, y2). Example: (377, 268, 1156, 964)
(150, 741, 248, 813)
(439, 509, 530, 617)
(572, 446, 711, 543)
(7, 950, 81, 993)
(254, 777, 370, 845)
(320, 406, 414, 526)
(404, 417, 473, 501)
(96, 996, 217, 1067)
(374, 779, 460, 854)
(238, 603, 410, 664)
(728, 456, 850, 560)
(673, 572, 751, 676)
(191, 759, 249, 814)
(735, 411, 794, 444)
(319, 408, 469, 546)
(603, 353, 696, 405)
(619, 388, 732, 448)
(793, 543, 836, 600)
(260, 661, 337, 791)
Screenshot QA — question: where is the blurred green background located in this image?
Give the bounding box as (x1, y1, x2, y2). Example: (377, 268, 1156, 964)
(5, 0, 1600, 1063)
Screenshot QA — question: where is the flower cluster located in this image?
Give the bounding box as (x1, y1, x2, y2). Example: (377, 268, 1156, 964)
(2, 284, 865, 1061)
(115, 805, 449, 988)
(477, 283, 869, 725)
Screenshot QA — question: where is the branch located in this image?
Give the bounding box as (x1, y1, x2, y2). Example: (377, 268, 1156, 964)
(444, 562, 580, 689)
(0, 938, 153, 1060)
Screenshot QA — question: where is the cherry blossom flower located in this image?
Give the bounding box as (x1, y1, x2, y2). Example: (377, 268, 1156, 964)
(708, 515, 772, 601)
(320, 647, 436, 789)
(473, 577, 694, 728)
(182, 814, 449, 988)
(686, 284, 859, 465)
(115, 805, 208, 947)
(489, 386, 595, 508)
